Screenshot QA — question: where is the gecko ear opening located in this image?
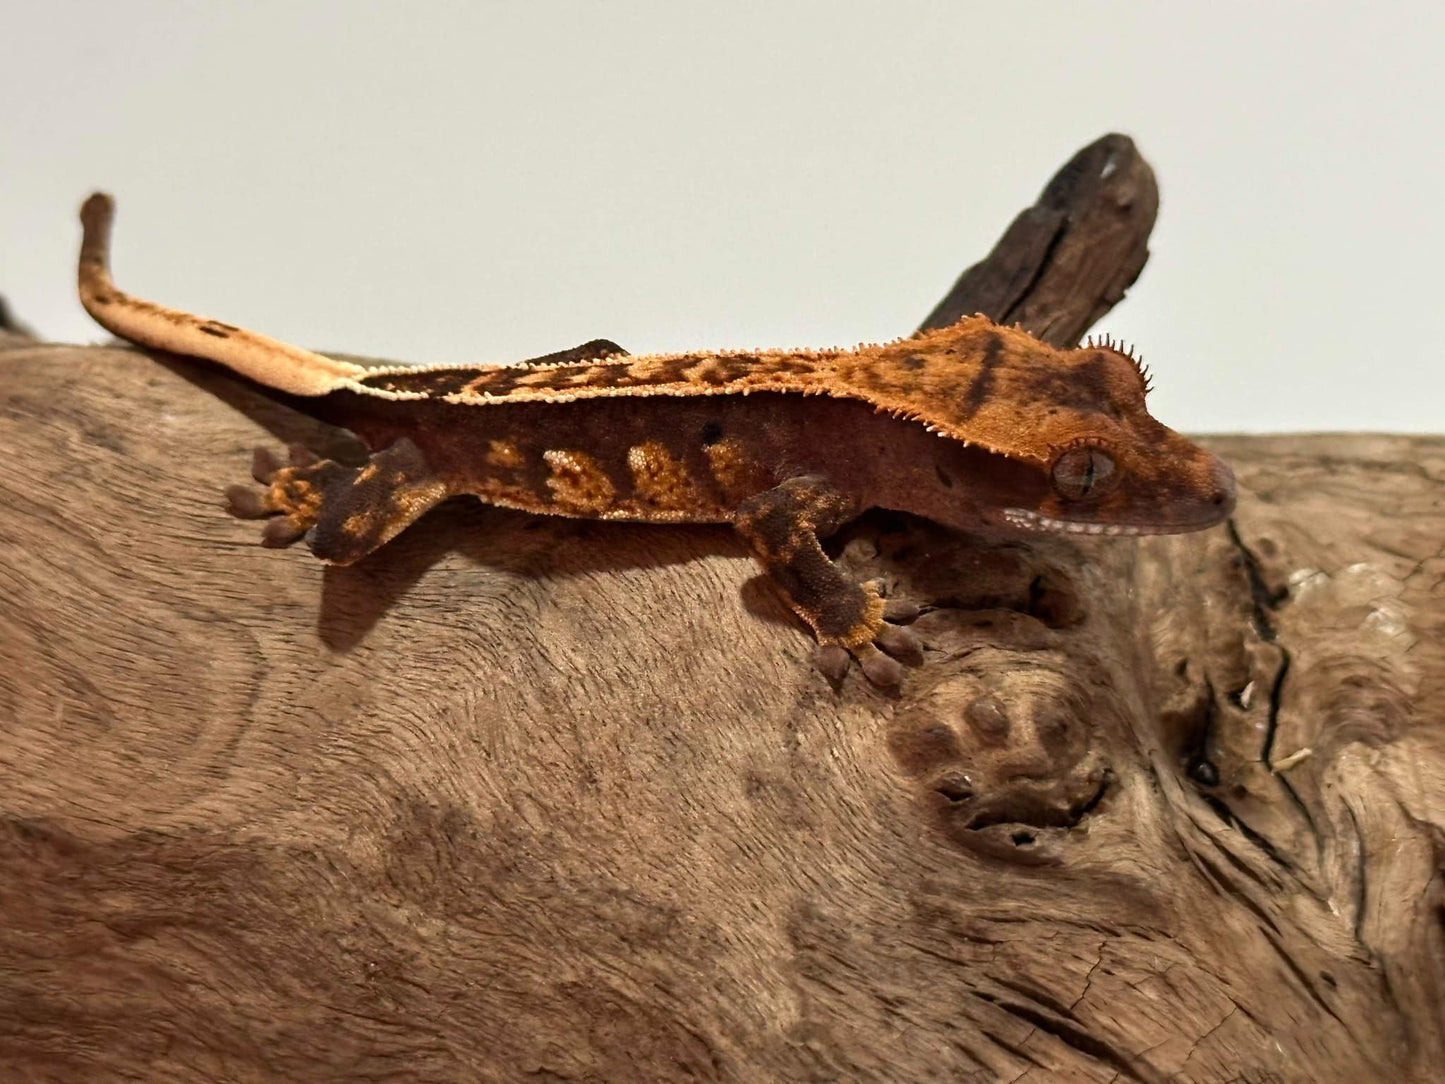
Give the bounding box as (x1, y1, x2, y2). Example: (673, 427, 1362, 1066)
(1050, 446, 1118, 502)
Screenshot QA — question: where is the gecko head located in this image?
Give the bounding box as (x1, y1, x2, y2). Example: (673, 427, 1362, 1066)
(848, 318, 1237, 536)
(995, 429, 1235, 537)
(990, 339, 1236, 537)
(897, 324, 1234, 536)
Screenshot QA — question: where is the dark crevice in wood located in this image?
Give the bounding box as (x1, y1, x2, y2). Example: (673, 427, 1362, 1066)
(1072, 769, 1112, 820)
(1191, 850, 1282, 937)
(1225, 519, 1288, 642)
(979, 1028, 1051, 1072)
(1260, 651, 1292, 768)
(976, 990, 1152, 1083)
(933, 776, 973, 803)
(1183, 678, 1222, 788)
(1224, 519, 1321, 850)
(1262, 930, 1355, 1039)
(1345, 802, 1370, 944)
(989, 974, 1087, 1027)
(1200, 801, 1290, 882)
(1258, 648, 1323, 854)
(1201, 794, 1293, 872)
(998, 219, 1069, 330)
(961, 772, 1110, 832)
(1379, 967, 1401, 1014)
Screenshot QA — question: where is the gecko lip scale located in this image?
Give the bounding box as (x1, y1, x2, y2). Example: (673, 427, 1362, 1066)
(1001, 508, 1224, 536)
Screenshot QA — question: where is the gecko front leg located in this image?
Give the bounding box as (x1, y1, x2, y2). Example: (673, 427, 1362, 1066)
(226, 437, 451, 565)
(733, 475, 921, 687)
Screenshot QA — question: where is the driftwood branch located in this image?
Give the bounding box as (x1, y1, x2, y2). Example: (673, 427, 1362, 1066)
(2, 137, 1442, 1083)
(919, 132, 1157, 347)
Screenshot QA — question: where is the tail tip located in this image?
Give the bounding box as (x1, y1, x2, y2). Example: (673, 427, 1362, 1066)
(80, 192, 115, 234)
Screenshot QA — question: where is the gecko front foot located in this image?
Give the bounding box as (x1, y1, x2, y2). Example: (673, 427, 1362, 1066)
(734, 477, 923, 688)
(812, 587, 923, 687)
(225, 438, 450, 564)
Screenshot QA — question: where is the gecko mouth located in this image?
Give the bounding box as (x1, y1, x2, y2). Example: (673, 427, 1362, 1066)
(1001, 508, 1223, 536)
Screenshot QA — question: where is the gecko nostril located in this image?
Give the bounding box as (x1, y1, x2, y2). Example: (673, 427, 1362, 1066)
(1207, 457, 1237, 513)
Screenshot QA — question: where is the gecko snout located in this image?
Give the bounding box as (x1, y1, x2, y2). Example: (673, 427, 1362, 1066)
(1206, 455, 1237, 516)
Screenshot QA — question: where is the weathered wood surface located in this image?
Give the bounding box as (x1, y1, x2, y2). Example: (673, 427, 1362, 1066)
(2, 137, 1443, 1082)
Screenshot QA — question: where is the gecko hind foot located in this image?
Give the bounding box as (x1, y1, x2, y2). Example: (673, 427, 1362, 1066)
(225, 443, 351, 548)
(224, 438, 450, 564)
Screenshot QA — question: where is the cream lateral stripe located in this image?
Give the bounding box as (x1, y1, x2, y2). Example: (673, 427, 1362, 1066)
(77, 194, 369, 397)
(436, 379, 819, 406)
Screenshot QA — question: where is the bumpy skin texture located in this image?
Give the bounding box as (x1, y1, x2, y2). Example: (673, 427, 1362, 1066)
(76, 193, 1235, 685)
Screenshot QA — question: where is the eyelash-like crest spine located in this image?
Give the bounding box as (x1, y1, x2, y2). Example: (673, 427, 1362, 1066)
(1084, 332, 1153, 395)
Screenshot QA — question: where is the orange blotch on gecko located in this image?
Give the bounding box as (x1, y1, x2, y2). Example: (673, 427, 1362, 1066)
(626, 442, 701, 514)
(542, 449, 616, 515)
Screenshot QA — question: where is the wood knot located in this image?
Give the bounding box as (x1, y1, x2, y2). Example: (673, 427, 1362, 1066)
(889, 648, 1112, 864)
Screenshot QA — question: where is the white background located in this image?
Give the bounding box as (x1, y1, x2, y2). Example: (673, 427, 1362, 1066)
(2, 1, 1441, 433)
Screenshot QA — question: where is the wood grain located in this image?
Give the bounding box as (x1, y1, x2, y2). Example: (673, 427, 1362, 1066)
(4, 349, 1443, 1083)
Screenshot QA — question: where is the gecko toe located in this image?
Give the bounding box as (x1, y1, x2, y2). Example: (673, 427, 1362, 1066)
(228, 438, 449, 562)
(225, 484, 271, 519)
(261, 516, 308, 548)
(814, 645, 851, 682)
(859, 647, 905, 688)
(251, 447, 284, 483)
(883, 598, 921, 623)
(874, 622, 922, 662)
(232, 444, 335, 545)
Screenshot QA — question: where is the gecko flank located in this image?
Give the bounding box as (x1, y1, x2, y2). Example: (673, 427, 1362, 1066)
(77, 193, 1234, 686)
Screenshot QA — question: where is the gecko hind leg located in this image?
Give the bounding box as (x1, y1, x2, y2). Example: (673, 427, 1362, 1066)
(226, 437, 450, 565)
(733, 475, 922, 687)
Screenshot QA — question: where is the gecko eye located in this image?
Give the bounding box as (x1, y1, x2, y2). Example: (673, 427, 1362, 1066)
(1051, 447, 1117, 501)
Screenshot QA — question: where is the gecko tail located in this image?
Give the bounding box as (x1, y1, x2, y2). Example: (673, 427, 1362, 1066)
(77, 193, 368, 396)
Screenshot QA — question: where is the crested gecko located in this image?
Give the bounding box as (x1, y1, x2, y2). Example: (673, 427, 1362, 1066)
(76, 193, 1234, 686)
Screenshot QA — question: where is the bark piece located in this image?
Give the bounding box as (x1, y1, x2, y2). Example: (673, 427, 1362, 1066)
(919, 132, 1158, 347)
